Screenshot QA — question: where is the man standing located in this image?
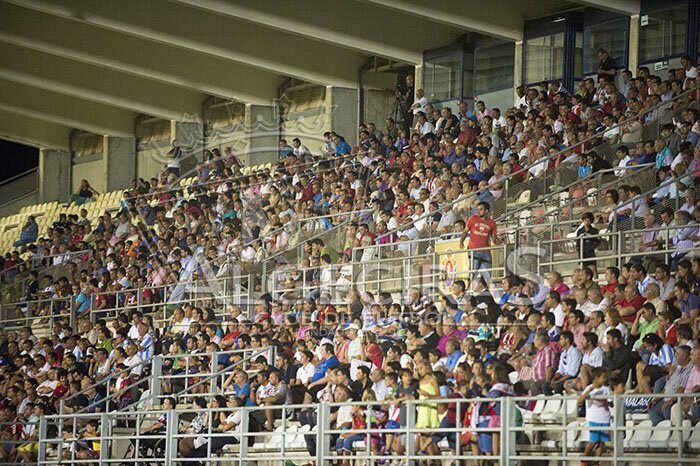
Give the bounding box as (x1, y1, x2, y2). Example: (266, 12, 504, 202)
(597, 48, 617, 82)
(459, 201, 501, 284)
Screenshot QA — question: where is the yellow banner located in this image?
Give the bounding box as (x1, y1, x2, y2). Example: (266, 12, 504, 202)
(435, 238, 469, 294)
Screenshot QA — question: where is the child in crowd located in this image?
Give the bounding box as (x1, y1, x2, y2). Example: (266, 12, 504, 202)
(578, 367, 612, 466)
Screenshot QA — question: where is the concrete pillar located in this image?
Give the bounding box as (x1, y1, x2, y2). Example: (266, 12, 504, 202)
(171, 119, 203, 179)
(413, 64, 423, 92)
(39, 149, 71, 203)
(628, 15, 639, 75)
(329, 87, 359, 146)
(245, 103, 278, 166)
(103, 136, 135, 192)
(514, 41, 524, 106)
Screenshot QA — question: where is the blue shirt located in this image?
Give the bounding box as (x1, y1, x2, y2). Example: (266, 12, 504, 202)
(446, 351, 463, 372)
(649, 344, 676, 367)
(311, 355, 340, 383)
(75, 292, 91, 315)
(335, 141, 352, 156)
(680, 293, 700, 317)
(234, 382, 254, 407)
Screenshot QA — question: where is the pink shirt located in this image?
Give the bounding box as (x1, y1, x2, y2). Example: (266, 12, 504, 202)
(685, 364, 700, 393)
(533, 345, 557, 381)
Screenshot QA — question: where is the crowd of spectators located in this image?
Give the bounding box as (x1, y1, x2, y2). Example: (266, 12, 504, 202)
(0, 55, 700, 464)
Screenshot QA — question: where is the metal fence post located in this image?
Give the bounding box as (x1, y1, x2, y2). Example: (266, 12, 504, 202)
(240, 406, 249, 466)
(316, 403, 330, 466)
(165, 408, 177, 466)
(500, 396, 515, 466)
(151, 356, 163, 402)
(405, 399, 415, 466)
(613, 394, 624, 466)
(100, 411, 109, 464)
(210, 351, 219, 394)
(38, 415, 48, 463)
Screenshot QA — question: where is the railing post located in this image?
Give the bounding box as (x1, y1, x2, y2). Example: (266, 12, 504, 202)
(613, 394, 624, 466)
(165, 408, 177, 466)
(37, 415, 47, 464)
(69, 295, 76, 329)
(210, 351, 219, 395)
(240, 406, 249, 466)
(316, 403, 330, 466)
(151, 356, 163, 402)
(405, 399, 415, 466)
(500, 396, 515, 466)
(100, 411, 109, 465)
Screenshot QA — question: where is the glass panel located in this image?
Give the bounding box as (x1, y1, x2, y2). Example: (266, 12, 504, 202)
(424, 52, 461, 101)
(639, 4, 688, 62)
(475, 42, 515, 94)
(584, 19, 628, 74)
(525, 32, 565, 84)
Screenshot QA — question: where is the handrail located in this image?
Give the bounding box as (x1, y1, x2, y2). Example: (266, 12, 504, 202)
(161, 346, 275, 402)
(60, 352, 156, 415)
(496, 162, 656, 223)
(38, 392, 700, 466)
(0, 247, 91, 282)
(0, 166, 39, 187)
(374, 83, 700, 244)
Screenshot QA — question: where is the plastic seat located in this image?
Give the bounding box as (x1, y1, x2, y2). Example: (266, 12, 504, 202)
(564, 420, 583, 450)
(521, 395, 546, 422)
(252, 425, 285, 450)
(539, 399, 563, 422)
(647, 420, 672, 449)
(668, 419, 692, 449)
(687, 421, 700, 450)
(628, 420, 653, 449)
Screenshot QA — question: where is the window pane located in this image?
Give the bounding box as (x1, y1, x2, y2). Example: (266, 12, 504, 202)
(525, 33, 565, 84)
(639, 4, 687, 62)
(424, 52, 461, 101)
(475, 43, 515, 94)
(584, 20, 628, 74)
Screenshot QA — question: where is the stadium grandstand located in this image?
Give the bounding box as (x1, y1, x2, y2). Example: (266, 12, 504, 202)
(1, 1, 700, 465)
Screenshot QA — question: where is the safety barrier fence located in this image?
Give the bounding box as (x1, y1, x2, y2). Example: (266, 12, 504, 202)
(34, 393, 700, 465)
(537, 222, 700, 282)
(86, 273, 254, 326)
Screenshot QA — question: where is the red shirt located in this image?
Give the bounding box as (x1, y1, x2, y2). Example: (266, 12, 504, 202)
(658, 324, 677, 346)
(465, 215, 497, 249)
(600, 281, 619, 297)
(618, 294, 646, 323)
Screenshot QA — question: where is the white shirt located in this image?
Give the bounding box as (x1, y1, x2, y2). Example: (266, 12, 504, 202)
(347, 338, 362, 360)
(296, 362, 316, 385)
(412, 96, 428, 115)
(552, 304, 565, 327)
(418, 120, 435, 136)
(584, 385, 612, 424)
(614, 156, 632, 177)
(372, 380, 388, 401)
(582, 347, 604, 368)
(125, 354, 143, 376)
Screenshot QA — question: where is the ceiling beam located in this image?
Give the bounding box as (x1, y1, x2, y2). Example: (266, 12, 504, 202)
(573, 0, 639, 16)
(0, 110, 71, 150)
(0, 42, 206, 120)
(357, 0, 524, 41)
(167, 0, 431, 64)
(3, 0, 364, 87)
(0, 78, 136, 137)
(0, 3, 281, 105)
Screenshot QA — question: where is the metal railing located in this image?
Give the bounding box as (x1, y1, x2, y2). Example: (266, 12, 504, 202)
(36, 392, 700, 465)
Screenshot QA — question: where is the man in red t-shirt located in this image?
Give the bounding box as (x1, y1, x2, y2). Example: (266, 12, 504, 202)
(459, 201, 501, 285)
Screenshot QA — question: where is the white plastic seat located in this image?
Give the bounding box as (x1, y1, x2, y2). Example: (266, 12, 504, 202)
(687, 421, 700, 449)
(521, 395, 546, 422)
(288, 424, 310, 449)
(252, 425, 285, 450)
(668, 419, 692, 449)
(628, 420, 653, 449)
(647, 420, 672, 449)
(565, 420, 583, 450)
(539, 399, 563, 422)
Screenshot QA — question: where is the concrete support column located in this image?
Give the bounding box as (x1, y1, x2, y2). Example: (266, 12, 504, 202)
(104, 136, 136, 192)
(245, 103, 278, 166)
(514, 41, 524, 106)
(413, 64, 423, 92)
(171, 119, 203, 178)
(329, 87, 359, 146)
(39, 149, 71, 203)
(628, 15, 639, 75)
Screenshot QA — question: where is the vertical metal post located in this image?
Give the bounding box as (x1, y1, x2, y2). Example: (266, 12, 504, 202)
(210, 351, 219, 394)
(240, 406, 249, 466)
(316, 403, 329, 466)
(100, 411, 109, 465)
(37, 415, 48, 464)
(500, 396, 515, 466)
(613, 394, 624, 466)
(405, 399, 415, 466)
(151, 356, 163, 402)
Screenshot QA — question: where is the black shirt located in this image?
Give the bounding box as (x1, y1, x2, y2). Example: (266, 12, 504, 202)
(604, 345, 631, 376)
(598, 55, 616, 81)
